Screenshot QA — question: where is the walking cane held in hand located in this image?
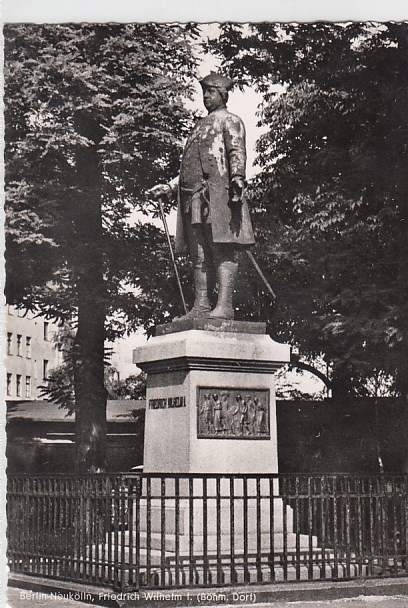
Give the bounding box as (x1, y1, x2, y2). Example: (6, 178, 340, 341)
(246, 250, 277, 301)
(157, 195, 188, 315)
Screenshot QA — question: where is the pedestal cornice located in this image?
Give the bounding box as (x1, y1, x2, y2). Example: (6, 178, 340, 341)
(136, 355, 287, 374)
(133, 328, 291, 374)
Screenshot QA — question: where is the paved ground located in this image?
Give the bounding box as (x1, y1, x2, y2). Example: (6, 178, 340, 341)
(6, 586, 408, 608)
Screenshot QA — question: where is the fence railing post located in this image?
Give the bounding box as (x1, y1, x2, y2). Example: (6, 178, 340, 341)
(6, 472, 408, 590)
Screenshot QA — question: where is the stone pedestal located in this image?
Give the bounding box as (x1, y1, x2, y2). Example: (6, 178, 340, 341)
(133, 319, 290, 475)
(132, 320, 311, 559)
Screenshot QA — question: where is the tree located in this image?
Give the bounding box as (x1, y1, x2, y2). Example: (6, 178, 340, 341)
(39, 326, 146, 413)
(105, 371, 147, 401)
(4, 23, 198, 470)
(210, 22, 408, 397)
(38, 324, 76, 414)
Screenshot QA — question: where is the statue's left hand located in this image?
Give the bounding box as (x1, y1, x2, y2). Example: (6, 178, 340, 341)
(229, 176, 245, 204)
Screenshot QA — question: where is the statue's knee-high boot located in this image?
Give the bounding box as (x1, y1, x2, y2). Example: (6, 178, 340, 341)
(209, 260, 238, 320)
(180, 266, 211, 319)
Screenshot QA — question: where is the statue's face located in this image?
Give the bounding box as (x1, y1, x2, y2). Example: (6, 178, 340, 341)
(203, 86, 224, 112)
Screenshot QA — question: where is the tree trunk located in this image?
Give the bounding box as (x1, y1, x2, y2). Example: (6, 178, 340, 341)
(395, 356, 408, 400)
(74, 282, 107, 472)
(330, 363, 355, 400)
(73, 113, 107, 473)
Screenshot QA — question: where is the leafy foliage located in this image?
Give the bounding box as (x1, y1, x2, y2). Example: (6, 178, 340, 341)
(40, 326, 147, 411)
(106, 371, 147, 401)
(4, 23, 199, 469)
(211, 22, 408, 396)
(39, 364, 76, 415)
(41, 363, 147, 414)
(4, 23, 198, 328)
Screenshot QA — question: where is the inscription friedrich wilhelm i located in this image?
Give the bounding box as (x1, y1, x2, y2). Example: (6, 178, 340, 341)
(149, 397, 187, 409)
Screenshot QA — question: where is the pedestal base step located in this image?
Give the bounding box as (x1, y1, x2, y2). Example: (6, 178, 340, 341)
(138, 531, 316, 553)
(112, 550, 371, 587)
(102, 531, 370, 585)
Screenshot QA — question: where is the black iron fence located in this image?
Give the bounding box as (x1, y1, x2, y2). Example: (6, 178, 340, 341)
(7, 473, 408, 590)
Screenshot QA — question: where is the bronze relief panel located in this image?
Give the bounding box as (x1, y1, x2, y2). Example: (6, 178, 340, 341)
(197, 387, 270, 439)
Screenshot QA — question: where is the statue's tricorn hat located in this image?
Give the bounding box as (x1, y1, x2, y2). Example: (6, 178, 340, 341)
(199, 72, 234, 92)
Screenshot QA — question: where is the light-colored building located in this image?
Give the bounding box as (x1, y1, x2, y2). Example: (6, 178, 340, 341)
(5, 305, 62, 401)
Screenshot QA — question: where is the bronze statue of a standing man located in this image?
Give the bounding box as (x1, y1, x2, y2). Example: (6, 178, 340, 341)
(151, 73, 255, 320)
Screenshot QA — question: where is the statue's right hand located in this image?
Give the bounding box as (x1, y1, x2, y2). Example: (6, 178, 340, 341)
(148, 184, 172, 200)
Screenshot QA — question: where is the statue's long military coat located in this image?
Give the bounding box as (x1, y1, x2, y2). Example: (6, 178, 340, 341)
(175, 107, 255, 254)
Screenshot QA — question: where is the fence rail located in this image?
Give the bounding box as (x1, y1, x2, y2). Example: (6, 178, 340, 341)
(7, 473, 408, 590)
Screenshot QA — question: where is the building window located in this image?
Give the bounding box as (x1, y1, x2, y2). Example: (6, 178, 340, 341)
(44, 322, 49, 341)
(17, 334, 22, 356)
(57, 344, 63, 366)
(7, 333, 12, 355)
(6, 374, 12, 396)
(43, 359, 49, 380)
(16, 374, 22, 398)
(26, 336, 32, 358)
(25, 376, 31, 399)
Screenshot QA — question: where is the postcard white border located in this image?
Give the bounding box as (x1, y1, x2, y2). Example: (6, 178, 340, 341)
(2, 0, 408, 24)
